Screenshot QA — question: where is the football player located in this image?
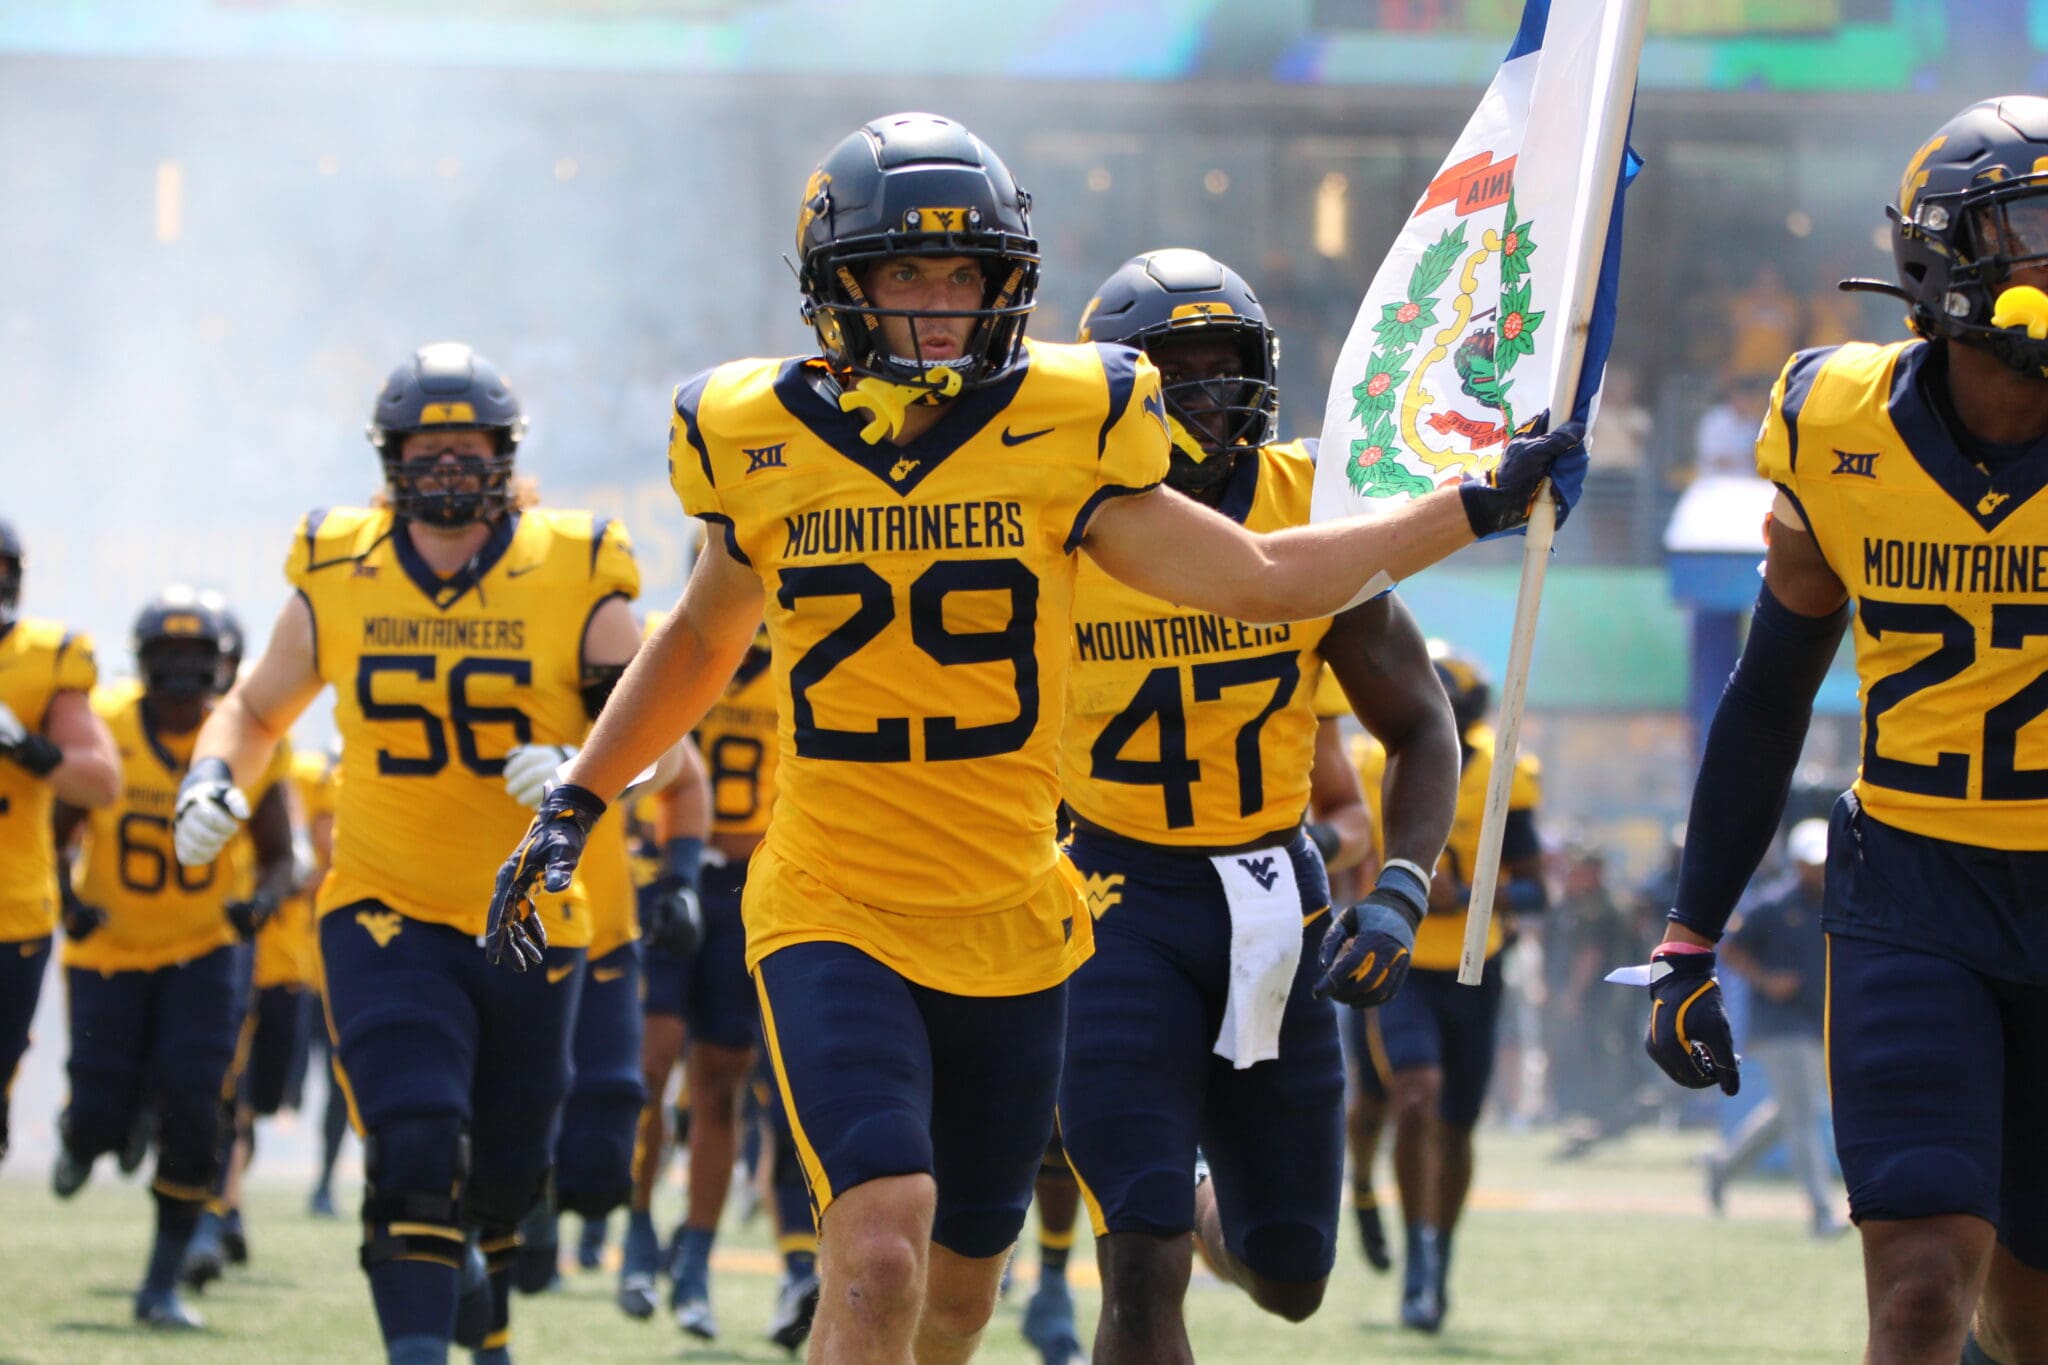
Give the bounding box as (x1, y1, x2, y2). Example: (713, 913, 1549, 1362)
(0, 518, 118, 1168)
(1343, 643, 1544, 1333)
(1052, 249, 1459, 1360)
(506, 707, 708, 1297)
(1641, 96, 2048, 1365)
(53, 588, 295, 1329)
(617, 738, 710, 1319)
(171, 344, 649, 1365)
(486, 113, 1584, 1364)
(644, 621, 819, 1344)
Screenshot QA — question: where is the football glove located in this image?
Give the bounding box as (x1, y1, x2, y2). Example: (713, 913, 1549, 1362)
(0, 699, 62, 777)
(60, 885, 106, 941)
(502, 743, 576, 809)
(1457, 414, 1588, 538)
(1314, 864, 1428, 1007)
(225, 890, 279, 942)
(173, 757, 250, 867)
(487, 782, 605, 971)
(638, 837, 705, 957)
(1643, 946, 1740, 1096)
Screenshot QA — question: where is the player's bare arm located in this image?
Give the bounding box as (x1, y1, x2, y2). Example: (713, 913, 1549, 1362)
(190, 593, 324, 790)
(1312, 593, 1461, 1007)
(1082, 419, 1584, 623)
(1323, 594, 1460, 875)
(557, 538, 759, 806)
(38, 689, 120, 808)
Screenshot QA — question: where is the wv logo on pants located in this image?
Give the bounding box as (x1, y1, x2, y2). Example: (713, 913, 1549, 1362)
(1236, 856, 1279, 892)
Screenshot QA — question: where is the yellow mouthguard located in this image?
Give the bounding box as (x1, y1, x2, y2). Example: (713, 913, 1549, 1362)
(837, 367, 965, 444)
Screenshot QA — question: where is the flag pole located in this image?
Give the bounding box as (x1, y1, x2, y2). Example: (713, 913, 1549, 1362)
(1457, 0, 1649, 986)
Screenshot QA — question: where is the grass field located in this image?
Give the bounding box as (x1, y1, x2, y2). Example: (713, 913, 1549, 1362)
(0, 1127, 1865, 1363)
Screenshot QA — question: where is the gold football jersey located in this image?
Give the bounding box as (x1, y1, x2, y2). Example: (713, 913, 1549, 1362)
(580, 817, 636, 961)
(1410, 724, 1540, 971)
(1763, 340, 2048, 849)
(255, 745, 334, 990)
(0, 618, 98, 941)
(66, 688, 238, 973)
(1062, 441, 1333, 846)
(697, 648, 780, 840)
(668, 338, 1169, 993)
(288, 506, 639, 942)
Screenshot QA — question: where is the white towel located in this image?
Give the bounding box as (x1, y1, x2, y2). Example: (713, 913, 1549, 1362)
(1209, 845, 1304, 1069)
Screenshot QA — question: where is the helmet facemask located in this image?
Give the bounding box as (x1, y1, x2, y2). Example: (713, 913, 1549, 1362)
(138, 635, 225, 704)
(376, 433, 520, 528)
(804, 238, 1038, 393)
(1145, 322, 1279, 495)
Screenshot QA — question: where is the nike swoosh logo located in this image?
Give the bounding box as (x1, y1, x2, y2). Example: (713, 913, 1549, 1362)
(592, 966, 625, 983)
(506, 563, 542, 578)
(546, 963, 575, 984)
(1000, 426, 1053, 447)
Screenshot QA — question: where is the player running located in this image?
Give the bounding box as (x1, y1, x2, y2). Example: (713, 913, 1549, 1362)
(0, 517, 119, 1169)
(1343, 644, 1545, 1332)
(54, 588, 294, 1328)
(486, 113, 1584, 1365)
(173, 344, 657, 1365)
(1050, 248, 1460, 1362)
(1639, 96, 2048, 1365)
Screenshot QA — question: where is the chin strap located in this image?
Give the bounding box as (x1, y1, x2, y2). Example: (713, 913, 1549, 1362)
(838, 366, 965, 444)
(1165, 413, 1213, 463)
(1991, 284, 2048, 339)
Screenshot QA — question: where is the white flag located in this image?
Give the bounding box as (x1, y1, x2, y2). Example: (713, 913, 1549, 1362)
(1313, 0, 1640, 527)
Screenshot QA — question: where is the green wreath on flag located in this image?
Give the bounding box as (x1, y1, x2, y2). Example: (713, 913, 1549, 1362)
(1345, 192, 1544, 498)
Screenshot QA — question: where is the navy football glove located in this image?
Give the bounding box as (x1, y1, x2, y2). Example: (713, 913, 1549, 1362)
(225, 890, 279, 942)
(60, 885, 106, 941)
(1314, 864, 1428, 1007)
(1457, 414, 1588, 538)
(487, 782, 605, 971)
(1644, 947, 1740, 1096)
(638, 837, 705, 957)
(0, 700, 62, 777)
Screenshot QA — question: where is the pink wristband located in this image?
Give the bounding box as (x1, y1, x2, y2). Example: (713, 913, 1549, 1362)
(1651, 941, 1713, 958)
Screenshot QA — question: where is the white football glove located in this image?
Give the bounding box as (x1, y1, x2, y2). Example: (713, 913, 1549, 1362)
(0, 700, 25, 747)
(173, 758, 250, 866)
(502, 743, 577, 808)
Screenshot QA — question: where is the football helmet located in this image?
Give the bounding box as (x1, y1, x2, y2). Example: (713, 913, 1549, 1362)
(794, 113, 1038, 391)
(1078, 249, 1279, 494)
(1428, 639, 1491, 736)
(367, 343, 527, 527)
(1891, 96, 2048, 377)
(133, 586, 231, 704)
(0, 519, 21, 628)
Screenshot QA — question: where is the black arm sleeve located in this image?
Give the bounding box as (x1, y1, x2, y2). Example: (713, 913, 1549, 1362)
(1669, 583, 1850, 940)
(580, 663, 628, 720)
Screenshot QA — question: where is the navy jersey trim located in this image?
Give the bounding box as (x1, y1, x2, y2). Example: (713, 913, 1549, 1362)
(302, 507, 330, 575)
(577, 590, 632, 673)
(1216, 447, 1263, 526)
(589, 517, 613, 577)
(697, 513, 751, 567)
(771, 354, 1033, 499)
(391, 512, 518, 612)
(1891, 341, 2048, 532)
(1094, 343, 1141, 461)
(1065, 479, 1163, 554)
(295, 588, 321, 679)
(1775, 346, 1837, 475)
(673, 371, 718, 493)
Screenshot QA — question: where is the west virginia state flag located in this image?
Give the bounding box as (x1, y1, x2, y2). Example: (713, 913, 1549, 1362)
(1313, 0, 1641, 526)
